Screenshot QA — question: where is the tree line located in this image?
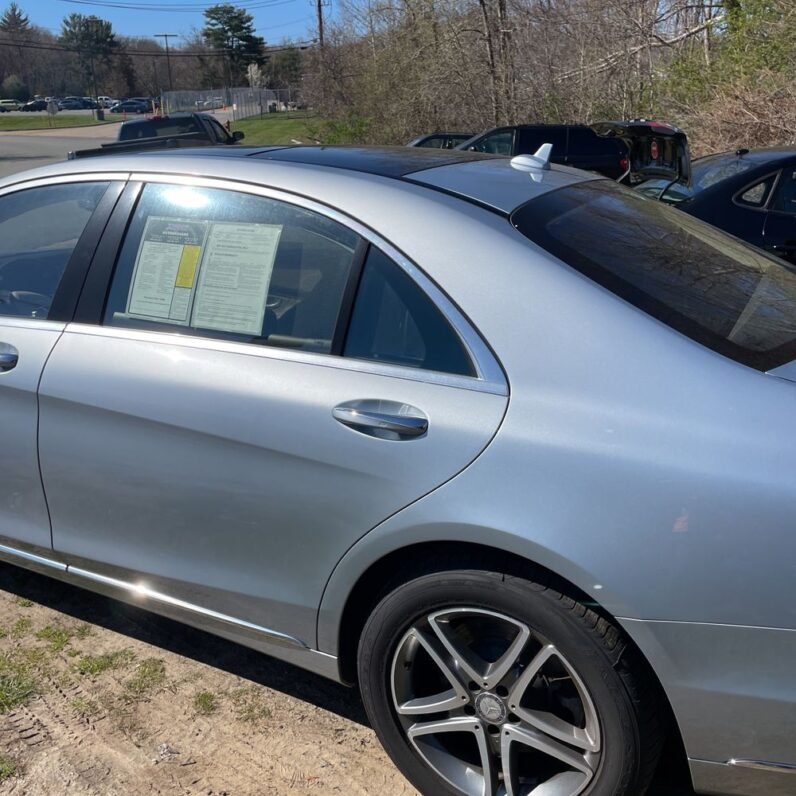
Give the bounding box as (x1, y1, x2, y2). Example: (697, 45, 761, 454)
(303, 0, 796, 153)
(0, 2, 304, 101)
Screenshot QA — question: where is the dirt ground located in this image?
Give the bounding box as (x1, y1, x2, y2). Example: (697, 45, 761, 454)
(0, 563, 418, 796)
(0, 563, 695, 796)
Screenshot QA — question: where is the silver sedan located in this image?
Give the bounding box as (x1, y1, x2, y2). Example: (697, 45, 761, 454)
(0, 144, 794, 796)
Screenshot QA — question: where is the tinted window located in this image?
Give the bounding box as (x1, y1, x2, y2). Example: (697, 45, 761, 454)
(736, 176, 776, 208)
(118, 117, 202, 140)
(517, 127, 566, 155)
(206, 117, 232, 143)
(565, 127, 623, 155)
(0, 182, 108, 319)
(105, 184, 360, 354)
(772, 170, 796, 215)
(470, 130, 514, 155)
(345, 247, 475, 376)
(512, 180, 796, 370)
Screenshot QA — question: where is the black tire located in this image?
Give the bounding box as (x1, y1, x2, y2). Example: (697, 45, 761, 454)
(358, 568, 666, 796)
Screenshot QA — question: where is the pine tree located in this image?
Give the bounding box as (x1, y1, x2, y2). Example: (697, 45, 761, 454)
(0, 2, 30, 35)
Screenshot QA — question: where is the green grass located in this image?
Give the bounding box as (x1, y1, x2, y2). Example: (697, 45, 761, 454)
(0, 754, 17, 782)
(13, 597, 33, 608)
(11, 617, 32, 639)
(192, 690, 218, 716)
(0, 114, 116, 131)
(125, 658, 166, 698)
(0, 652, 39, 712)
(232, 112, 320, 145)
(76, 649, 135, 676)
(35, 625, 73, 653)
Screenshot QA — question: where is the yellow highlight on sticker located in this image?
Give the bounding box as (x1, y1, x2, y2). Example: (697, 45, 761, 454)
(175, 245, 201, 288)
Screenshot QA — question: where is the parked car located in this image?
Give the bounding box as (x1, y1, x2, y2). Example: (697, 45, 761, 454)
(116, 112, 242, 144)
(20, 99, 48, 112)
(407, 132, 475, 149)
(202, 96, 225, 110)
(457, 123, 629, 178)
(96, 96, 116, 108)
(58, 98, 84, 111)
(67, 113, 244, 159)
(108, 99, 149, 115)
(0, 98, 21, 111)
(1, 146, 795, 796)
(635, 148, 796, 264)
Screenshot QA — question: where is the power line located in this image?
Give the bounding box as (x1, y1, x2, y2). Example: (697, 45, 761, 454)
(0, 36, 315, 57)
(58, 0, 294, 10)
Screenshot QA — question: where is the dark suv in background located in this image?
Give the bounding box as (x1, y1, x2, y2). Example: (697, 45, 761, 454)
(458, 123, 629, 179)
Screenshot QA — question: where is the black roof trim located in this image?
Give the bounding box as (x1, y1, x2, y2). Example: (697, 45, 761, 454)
(248, 145, 497, 177)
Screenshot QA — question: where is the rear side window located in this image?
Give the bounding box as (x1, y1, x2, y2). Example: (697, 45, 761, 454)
(512, 180, 796, 370)
(104, 183, 360, 354)
(735, 175, 776, 208)
(345, 247, 475, 376)
(0, 182, 109, 320)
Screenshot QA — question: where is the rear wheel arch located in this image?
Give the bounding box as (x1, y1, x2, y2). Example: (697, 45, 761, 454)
(335, 540, 688, 778)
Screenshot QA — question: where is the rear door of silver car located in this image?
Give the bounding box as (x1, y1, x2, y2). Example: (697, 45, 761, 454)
(37, 176, 507, 646)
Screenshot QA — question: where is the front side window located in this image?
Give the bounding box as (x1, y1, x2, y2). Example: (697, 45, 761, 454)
(772, 170, 796, 215)
(0, 181, 109, 319)
(344, 247, 475, 376)
(470, 130, 514, 155)
(104, 183, 360, 354)
(512, 180, 796, 370)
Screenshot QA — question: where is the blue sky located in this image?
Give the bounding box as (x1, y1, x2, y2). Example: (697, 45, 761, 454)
(25, 0, 318, 46)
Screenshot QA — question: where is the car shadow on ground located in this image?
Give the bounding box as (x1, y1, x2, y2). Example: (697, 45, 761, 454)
(0, 562, 696, 795)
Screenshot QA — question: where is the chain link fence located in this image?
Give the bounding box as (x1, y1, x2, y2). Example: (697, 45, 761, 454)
(161, 87, 300, 121)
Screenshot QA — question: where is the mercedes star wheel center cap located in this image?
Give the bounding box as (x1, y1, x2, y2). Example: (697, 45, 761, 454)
(475, 692, 508, 724)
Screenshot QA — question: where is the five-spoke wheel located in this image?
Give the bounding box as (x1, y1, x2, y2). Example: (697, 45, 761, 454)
(359, 567, 664, 796)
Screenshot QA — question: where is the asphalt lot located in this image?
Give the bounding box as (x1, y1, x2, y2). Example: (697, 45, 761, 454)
(0, 109, 234, 178)
(0, 129, 698, 796)
(0, 130, 117, 178)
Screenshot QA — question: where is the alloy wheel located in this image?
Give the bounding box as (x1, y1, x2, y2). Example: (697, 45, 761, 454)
(391, 607, 601, 796)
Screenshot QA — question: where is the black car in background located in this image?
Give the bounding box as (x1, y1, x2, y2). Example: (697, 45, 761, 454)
(21, 99, 47, 112)
(457, 124, 629, 179)
(407, 132, 474, 149)
(636, 149, 796, 264)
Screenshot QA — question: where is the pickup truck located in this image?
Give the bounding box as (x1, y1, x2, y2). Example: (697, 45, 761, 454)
(68, 112, 244, 159)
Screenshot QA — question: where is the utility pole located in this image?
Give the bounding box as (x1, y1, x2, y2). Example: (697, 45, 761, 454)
(154, 33, 177, 91)
(316, 0, 324, 48)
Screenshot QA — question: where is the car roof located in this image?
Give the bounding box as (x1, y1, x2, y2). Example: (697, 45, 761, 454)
(0, 145, 598, 214)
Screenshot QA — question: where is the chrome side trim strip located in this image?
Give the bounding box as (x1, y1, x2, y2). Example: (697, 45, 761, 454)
(0, 543, 66, 573)
(728, 759, 796, 774)
(67, 565, 306, 650)
(0, 172, 130, 197)
(66, 322, 507, 396)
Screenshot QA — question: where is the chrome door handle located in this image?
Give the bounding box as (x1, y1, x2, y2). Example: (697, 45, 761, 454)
(333, 402, 428, 439)
(0, 352, 18, 372)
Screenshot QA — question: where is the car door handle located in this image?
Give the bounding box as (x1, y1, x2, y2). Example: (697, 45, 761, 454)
(333, 401, 428, 440)
(0, 351, 18, 372)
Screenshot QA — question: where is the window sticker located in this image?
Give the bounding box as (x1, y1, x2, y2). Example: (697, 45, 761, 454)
(126, 217, 209, 323)
(190, 221, 282, 336)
